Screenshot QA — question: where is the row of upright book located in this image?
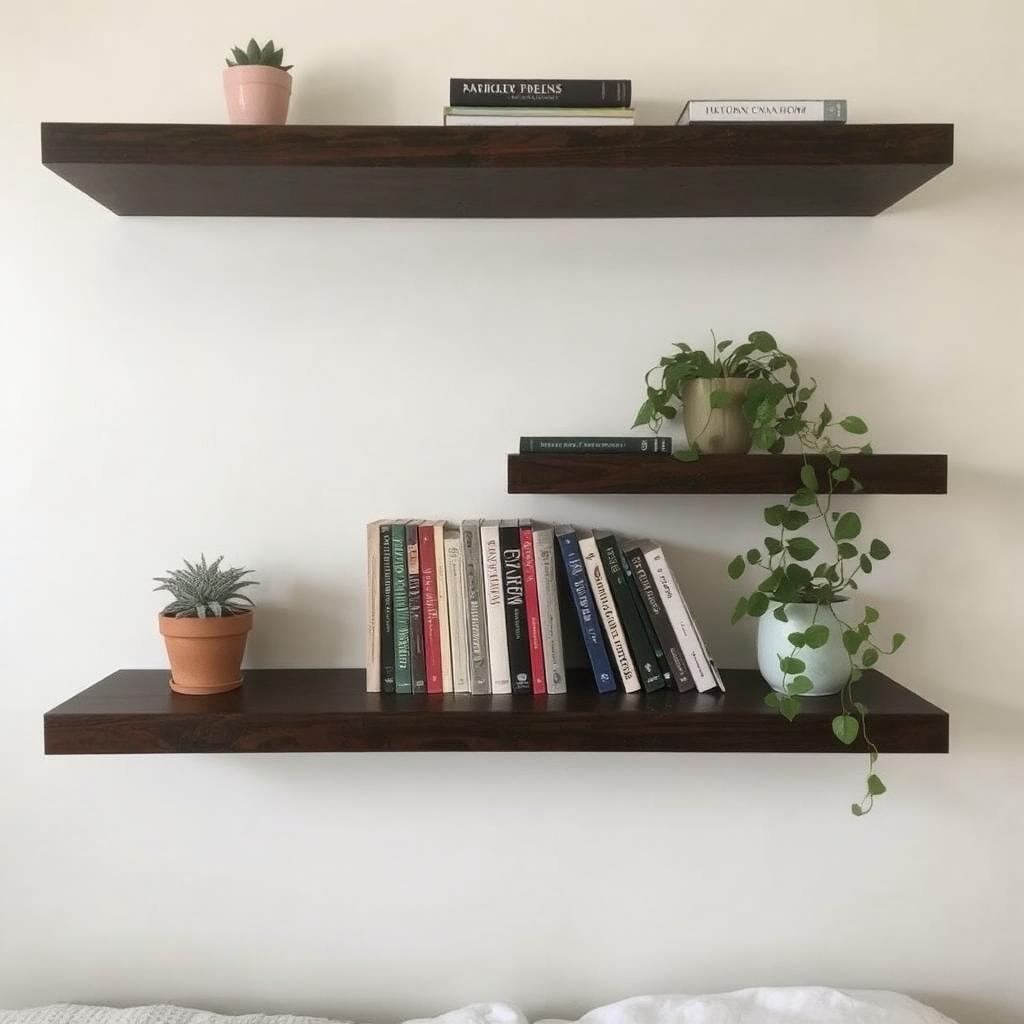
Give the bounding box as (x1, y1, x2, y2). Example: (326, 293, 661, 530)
(366, 520, 724, 696)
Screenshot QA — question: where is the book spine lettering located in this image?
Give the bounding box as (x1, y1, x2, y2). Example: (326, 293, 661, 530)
(555, 528, 616, 694)
(532, 527, 567, 694)
(379, 524, 396, 693)
(391, 524, 411, 694)
(519, 523, 547, 694)
(406, 524, 426, 694)
(450, 78, 630, 108)
(519, 436, 671, 455)
(682, 99, 846, 123)
(418, 524, 442, 694)
(595, 534, 664, 692)
(481, 522, 512, 694)
(580, 534, 640, 693)
(499, 522, 532, 694)
(462, 521, 491, 695)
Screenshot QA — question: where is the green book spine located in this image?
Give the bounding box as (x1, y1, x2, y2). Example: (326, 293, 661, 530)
(391, 523, 412, 694)
(617, 537, 673, 689)
(595, 532, 665, 692)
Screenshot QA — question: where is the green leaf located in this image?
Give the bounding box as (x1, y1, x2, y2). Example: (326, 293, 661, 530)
(673, 447, 700, 462)
(709, 389, 732, 409)
(728, 555, 746, 579)
(790, 488, 817, 507)
(730, 596, 748, 625)
(840, 415, 868, 434)
(749, 330, 777, 352)
(861, 443, 874, 456)
(859, 554, 873, 574)
(779, 695, 801, 721)
(764, 504, 787, 527)
(747, 592, 770, 617)
(632, 399, 654, 427)
(869, 539, 891, 560)
(843, 629, 863, 654)
(851, 803, 864, 816)
(867, 774, 887, 796)
(260, 39, 276, 63)
(837, 542, 858, 559)
(788, 675, 813, 695)
(831, 466, 850, 482)
(787, 537, 819, 562)
(861, 646, 879, 668)
(246, 37, 261, 61)
(864, 606, 879, 623)
(788, 631, 806, 648)
(799, 464, 818, 492)
(746, 548, 761, 564)
(717, 339, 732, 351)
(832, 714, 860, 745)
(232, 45, 249, 64)
(892, 632, 906, 651)
(784, 563, 812, 586)
(834, 512, 862, 541)
(803, 624, 830, 648)
(779, 656, 806, 675)
(782, 510, 809, 531)
(763, 691, 780, 708)
(773, 605, 789, 622)
(764, 537, 783, 555)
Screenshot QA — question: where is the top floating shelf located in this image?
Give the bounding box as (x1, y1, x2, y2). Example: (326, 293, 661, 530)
(41, 122, 953, 218)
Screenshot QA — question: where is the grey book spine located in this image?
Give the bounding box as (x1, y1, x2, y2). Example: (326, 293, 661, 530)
(461, 520, 492, 695)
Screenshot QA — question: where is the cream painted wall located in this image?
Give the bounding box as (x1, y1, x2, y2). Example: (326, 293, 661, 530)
(3, 2, 1023, 1022)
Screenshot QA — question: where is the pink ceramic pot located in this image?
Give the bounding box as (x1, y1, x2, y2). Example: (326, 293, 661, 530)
(223, 65, 292, 125)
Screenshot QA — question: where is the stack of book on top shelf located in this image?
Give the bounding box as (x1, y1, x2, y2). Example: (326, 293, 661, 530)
(445, 77, 635, 126)
(366, 520, 724, 697)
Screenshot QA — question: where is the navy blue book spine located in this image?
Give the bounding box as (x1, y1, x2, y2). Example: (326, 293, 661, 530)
(556, 528, 617, 694)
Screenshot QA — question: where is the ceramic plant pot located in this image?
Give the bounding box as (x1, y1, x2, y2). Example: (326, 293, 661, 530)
(159, 610, 253, 695)
(223, 65, 292, 124)
(680, 377, 754, 454)
(758, 601, 850, 696)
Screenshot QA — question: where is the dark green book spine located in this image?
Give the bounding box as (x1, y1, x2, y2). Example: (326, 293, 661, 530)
(617, 537, 672, 689)
(380, 524, 396, 693)
(595, 533, 665, 692)
(406, 524, 427, 694)
(391, 523, 412, 694)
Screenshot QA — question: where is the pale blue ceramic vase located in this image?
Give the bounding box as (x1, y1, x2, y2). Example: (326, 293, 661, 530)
(757, 601, 851, 696)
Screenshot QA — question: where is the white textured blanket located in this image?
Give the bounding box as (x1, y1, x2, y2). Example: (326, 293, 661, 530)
(0, 990, 958, 1024)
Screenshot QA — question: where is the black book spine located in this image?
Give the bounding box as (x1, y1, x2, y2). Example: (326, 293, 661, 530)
(595, 533, 664, 692)
(519, 436, 671, 455)
(617, 537, 672, 689)
(406, 524, 427, 695)
(499, 522, 533, 694)
(379, 524, 396, 694)
(450, 78, 631, 108)
(624, 546, 695, 693)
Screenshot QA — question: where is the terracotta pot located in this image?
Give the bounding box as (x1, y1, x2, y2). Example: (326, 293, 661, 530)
(159, 611, 253, 695)
(680, 377, 754, 454)
(223, 65, 292, 125)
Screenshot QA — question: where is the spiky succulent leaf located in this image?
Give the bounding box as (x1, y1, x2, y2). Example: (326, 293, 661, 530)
(154, 555, 258, 618)
(226, 39, 291, 70)
(246, 38, 261, 62)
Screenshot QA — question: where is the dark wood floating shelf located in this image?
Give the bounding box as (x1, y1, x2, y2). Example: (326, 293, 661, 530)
(44, 668, 947, 755)
(508, 452, 948, 495)
(41, 122, 952, 218)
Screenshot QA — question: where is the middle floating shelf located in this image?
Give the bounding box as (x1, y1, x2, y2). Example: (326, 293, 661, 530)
(507, 453, 948, 495)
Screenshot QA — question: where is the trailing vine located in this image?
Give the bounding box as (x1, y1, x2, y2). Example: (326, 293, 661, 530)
(635, 331, 906, 815)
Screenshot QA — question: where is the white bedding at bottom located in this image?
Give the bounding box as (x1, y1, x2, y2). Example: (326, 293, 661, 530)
(0, 990, 958, 1024)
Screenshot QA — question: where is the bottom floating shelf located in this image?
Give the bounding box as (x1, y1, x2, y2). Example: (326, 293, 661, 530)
(44, 668, 948, 755)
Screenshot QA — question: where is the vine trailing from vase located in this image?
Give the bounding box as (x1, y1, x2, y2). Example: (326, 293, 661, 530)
(634, 331, 905, 815)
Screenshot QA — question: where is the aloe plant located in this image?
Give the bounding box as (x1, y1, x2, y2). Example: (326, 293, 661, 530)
(225, 38, 293, 72)
(154, 555, 257, 618)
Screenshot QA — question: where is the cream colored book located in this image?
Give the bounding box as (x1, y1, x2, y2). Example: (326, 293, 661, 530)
(444, 527, 472, 694)
(431, 521, 454, 693)
(480, 519, 512, 694)
(365, 520, 384, 693)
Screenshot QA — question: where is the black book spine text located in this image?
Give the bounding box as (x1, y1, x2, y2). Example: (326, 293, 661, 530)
(450, 78, 631, 108)
(379, 524, 396, 694)
(499, 522, 533, 694)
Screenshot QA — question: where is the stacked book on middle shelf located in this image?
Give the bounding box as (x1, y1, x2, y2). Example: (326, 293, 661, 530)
(366, 520, 724, 697)
(444, 76, 635, 126)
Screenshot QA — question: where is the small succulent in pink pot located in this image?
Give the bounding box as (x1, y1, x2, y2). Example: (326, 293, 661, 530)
(224, 38, 293, 125)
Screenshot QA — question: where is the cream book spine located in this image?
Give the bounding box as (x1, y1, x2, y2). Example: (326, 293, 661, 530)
(431, 521, 454, 693)
(444, 527, 472, 694)
(532, 525, 567, 694)
(365, 520, 383, 692)
(480, 519, 512, 694)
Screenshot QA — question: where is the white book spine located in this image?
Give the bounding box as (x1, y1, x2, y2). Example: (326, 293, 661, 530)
(644, 545, 717, 692)
(462, 520, 491, 695)
(432, 521, 454, 693)
(365, 521, 381, 692)
(480, 520, 512, 694)
(532, 526, 566, 694)
(681, 99, 846, 124)
(445, 113, 636, 126)
(579, 532, 640, 693)
(444, 530, 472, 694)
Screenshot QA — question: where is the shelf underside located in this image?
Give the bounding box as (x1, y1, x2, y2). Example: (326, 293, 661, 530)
(507, 453, 948, 494)
(44, 668, 948, 755)
(41, 123, 953, 217)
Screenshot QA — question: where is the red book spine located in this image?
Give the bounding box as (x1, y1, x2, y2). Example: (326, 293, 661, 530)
(520, 524, 547, 694)
(419, 524, 443, 693)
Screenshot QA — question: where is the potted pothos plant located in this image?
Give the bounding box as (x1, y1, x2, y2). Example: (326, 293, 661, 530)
(635, 331, 905, 816)
(155, 555, 258, 695)
(223, 38, 294, 125)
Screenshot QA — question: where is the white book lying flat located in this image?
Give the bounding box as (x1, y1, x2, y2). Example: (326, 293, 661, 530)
(677, 99, 847, 125)
(579, 530, 640, 693)
(480, 519, 512, 694)
(641, 543, 719, 693)
(445, 106, 635, 126)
